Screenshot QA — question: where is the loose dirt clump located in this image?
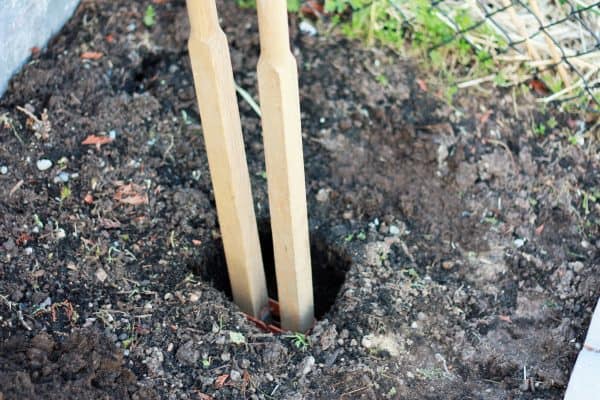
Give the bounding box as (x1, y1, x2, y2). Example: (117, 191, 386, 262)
(0, 0, 598, 399)
(0, 330, 157, 399)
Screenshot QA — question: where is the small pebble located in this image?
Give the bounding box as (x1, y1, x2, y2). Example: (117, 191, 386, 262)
(57, 172, 70, 182)
(514, 238, 526, 248)
(36, 159, 52, 171)
(298, 356, 315, 376)
(109, 130, 117, 140)
(230, 369, 242, 382)
(55, 228, 66, 240)
(389, 225, 401, 236)
(315, 188, 330, 202)
(95, 268, 108, 282)
(0, 166, 7, 174)
(119, 333, 129, 341)
(299, 20, 317, 36)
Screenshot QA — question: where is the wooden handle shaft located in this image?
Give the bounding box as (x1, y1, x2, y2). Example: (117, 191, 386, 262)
(186, 0, 268, 317)
(256, 0, 314, 332)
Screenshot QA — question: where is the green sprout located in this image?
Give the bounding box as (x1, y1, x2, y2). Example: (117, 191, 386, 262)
(143, 5, 156, 28)
(284, 332, 310, 351)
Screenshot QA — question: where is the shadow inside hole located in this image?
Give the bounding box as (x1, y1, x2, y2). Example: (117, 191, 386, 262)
(188, 220, 351, 320)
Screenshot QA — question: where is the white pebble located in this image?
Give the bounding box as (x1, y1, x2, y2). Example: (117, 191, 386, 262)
(389, 225, 401, 236)
(0, 166, 7, 174)
(230, 369, 242, 382)
(36, 159, 52, 171)
(95, 267, 108, 282)
(57, 172, 70, 182)
(299, 20, 317, 36)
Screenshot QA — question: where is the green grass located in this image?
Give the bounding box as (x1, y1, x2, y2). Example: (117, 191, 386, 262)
(235, 0, 301, 11)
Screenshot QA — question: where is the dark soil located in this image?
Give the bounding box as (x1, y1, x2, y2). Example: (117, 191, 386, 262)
(1, 0, 599, 399)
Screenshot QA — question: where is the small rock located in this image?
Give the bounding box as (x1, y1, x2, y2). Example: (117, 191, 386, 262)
(143, 347, 164, 377)
(298, 356, 315, 376)
(389, 225, 401, 236)
(0, 166, 7, 174)
(320, 325, 338, 350)
(570, 261, 584, 273)
(362, 333, 402, 357)
(299, 20, 317, 36)
(230, 369, 242, 382)
(119, 333, 129, 341)
(38, 297, 52, 309)
(57, 172, 70, 182)
(441, 260, 454, 270)
(188, 291, 201, 302)
(455, 162, 477, 189)
(36, 159, 52, 171)
(176, 340, 200, 366)
(315, 188, 330, 202)
(55, 228, 66, 240)
(514, 238, 526, 248)
(95, 268, 108, 282)
(221, 352, 231, 362)
(109, 130, 117, 140)
(262, 342, 287, 364)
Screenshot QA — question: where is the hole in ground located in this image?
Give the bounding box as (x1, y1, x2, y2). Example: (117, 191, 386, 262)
(188, 220, 351, 321)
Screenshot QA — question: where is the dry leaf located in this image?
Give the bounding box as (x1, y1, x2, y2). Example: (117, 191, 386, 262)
(214, 374, 229, 389)
(416, 79, 428, 92)
(114, 183, 149, 206)
(81, 51, 103, 60)
(99, 218, 122, 229)
(194, 392, 214, 400)
(82, 134, 113, 150)
(535, 224, 545, 235)
(498, 315, 512, 323)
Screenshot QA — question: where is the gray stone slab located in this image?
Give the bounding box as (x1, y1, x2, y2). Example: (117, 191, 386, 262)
(0, 0, 80, 96)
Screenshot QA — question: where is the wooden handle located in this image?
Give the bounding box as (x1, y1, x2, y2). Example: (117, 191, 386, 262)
(186, 0, 268, 317)
(256, 0, 314, 332)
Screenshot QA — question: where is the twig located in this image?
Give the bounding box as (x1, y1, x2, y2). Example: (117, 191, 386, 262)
(9, 180, 24, 197)
(457, 74, 496, 88)
(528, 0, 571, 87)
(540, 69, 597, 102)
(18, 310, 32, 331)
(340, 385, 372, 399)
(501, 0, 541, 62)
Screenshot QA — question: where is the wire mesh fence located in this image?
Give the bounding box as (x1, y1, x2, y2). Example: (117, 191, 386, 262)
(391, 0, 600, 109)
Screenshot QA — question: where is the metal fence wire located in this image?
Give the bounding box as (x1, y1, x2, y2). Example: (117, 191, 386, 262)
(386, 0, 600, 109)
